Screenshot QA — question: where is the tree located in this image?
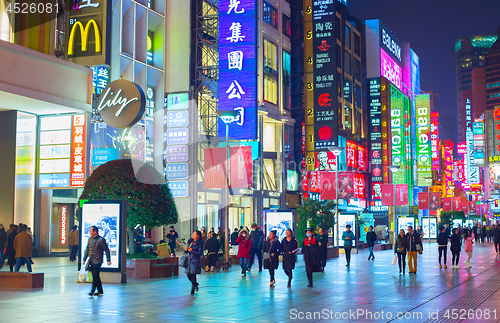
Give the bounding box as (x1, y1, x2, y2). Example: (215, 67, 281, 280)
(80, 159, 179, 252)
(439, 211, 453, 228)
(296, 199, 336, 246)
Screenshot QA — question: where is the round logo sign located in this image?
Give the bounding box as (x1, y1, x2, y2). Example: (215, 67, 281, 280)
(97, 79, 146, 128)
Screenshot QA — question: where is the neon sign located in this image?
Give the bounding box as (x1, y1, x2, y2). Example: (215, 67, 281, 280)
(61, 206, 67, 245)
(381, 49, 402, 90)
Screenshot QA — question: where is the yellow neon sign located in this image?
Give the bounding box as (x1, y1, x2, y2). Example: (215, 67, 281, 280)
(68, 19, 101, 56)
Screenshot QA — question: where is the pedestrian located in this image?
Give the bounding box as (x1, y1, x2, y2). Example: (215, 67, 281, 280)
(406, 226, 423, 274)
(6, 225, 18, 272)
(316, 227, 328, 271)
(230, 228, 239, 254)
(437, 226, 448, 269)
(486, 225, 492, 243)
(263, 230, 281, 287)
(200, 227, 207, 242)
(450, 228, 462, 269)
(473, 224, 479, 243)
(83, 226, 111, 296)
(481, 225, 486, 243)
(236, 229, 251, 276)
(493, 224, 500, 254)
(248, 222, 264, 272)
(13, 224, 33, 272)
(205, 232, 219, 272)
(185, 230, 204, 295)
(303, 228, 320, 287)
(444, 224, 451, 237)
(217, 228, 225, 255)
(3, 224, 14, 261)
(342, 224, 355, 267)
(281, 229, 299, 287)
(394, 229, 408, 274)
(416, 225, 424, 240)
(366, 225, 377, 260)
(0, 224, 6, 269)
(166, 226, 179, 257)
(68, 225, 79, 261)
(157, 240, 172, 258)
(463, 230, 474, 268)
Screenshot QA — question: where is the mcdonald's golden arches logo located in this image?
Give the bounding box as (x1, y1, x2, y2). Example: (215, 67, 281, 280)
(68, 19, 101, 56)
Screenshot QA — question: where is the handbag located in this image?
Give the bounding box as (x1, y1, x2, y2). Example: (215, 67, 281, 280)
(392, 255, 397, 265)
(416, 244, 422, 253)
(180, 255, 189, 268)
(263, 252, 270, 260)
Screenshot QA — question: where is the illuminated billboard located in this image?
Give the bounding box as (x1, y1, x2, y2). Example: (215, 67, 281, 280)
(410, 48, 420, 95)
(218, 0, 258, 140)
(381, 48, 402, 91)
(369, 78, 383, 182)
(431, 112, 440, 170)
(444, 143, 454, 196)
(390, 85, 406, 179)
(473, 120, 485, 165)
(415, 94, 431, 186)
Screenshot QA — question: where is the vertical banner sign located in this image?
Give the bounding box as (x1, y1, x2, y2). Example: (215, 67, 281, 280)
(218, 0, 258, 140)
(353, 173, 365, 199)
(312, 0, 337, 151)
(418, 192, 428, 209)
(444, 143, 454, 196)
(443, 197, 451, 212)
(66, 0, 110, 66)
(229, 146, 253, 188)
(381, 184, 394, 206)
(415, 95, 431, 186)
(357, 144, 366, 171)
(390, 85, 407, 184)
(431, 112, 440, 170)
(493, 107, 500, 155)
(60, 206, 67, 245)
(453, 197, 462, 210)
(429, 193, 440, 215)
(346, 140, 357, 168)
(395, 184, 408, 206)
(473, 120, 485, 165)
(70, 115, 86, 187)
(203, 148, 228, 189)
(320, 172, 336, 200)
(466, 130, 479, 184)
(369, 78, 383, 182)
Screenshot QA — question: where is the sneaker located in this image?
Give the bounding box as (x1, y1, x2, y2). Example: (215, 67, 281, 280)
(439, 263, 442, 268)
(444, 265, 447, 269)
(270, 280, 275, 287)
(247, 268, 251, 272)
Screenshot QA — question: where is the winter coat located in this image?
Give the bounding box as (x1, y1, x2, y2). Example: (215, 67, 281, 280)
(316, 233, 328, 251)
(7, 231, 17, 265)
(394, 234, 409, 254)
(157, 243, 171, 258)
(450, 233, 461, 253)
(250, 228, 264, 250)
(366, 231, 377, 247)
(205, 236, 220, 254)
(13, 231, 33, 258)
(230, 231, 239, 246)
(263, 237, 281, 270)
(185, 238, 204, 275)
(0, 226, 6, 246)
(236, 234, 251, 259)
(493, 227, 500, 242)
(406, 231, 423, 252)
(302, 237, 321, 273)
(437, 232, 448, 246)
(69, 229, 79, 246)
(281, 237, 299, 270)
(83, 235, 111, 265)
(464, 234, 474, 253)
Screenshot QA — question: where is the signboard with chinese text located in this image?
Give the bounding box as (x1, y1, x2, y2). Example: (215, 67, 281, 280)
(91, 65, 110, 95)
(346, 141, 357, 168)
(431, 112, 440, 171)
(415, 94, 431, 186)
(70, 115, 87, 187)
(381, 49, 402, 91)
(168, 181, 189, 197)
(473, 120, 485, 165)
(369, 78, 383, 182)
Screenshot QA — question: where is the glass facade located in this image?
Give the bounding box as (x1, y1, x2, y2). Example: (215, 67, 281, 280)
(264, 38, 278, 105)
(263, 1, 278, 28)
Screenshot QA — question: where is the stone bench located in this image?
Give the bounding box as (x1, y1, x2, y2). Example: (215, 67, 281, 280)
(150, 263, 177, 278)
(374, 243, 393, 251)
(0, 272, 44, 288)
(126, 257, 179, 280)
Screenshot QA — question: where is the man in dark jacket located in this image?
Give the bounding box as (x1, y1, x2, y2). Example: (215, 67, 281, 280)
(205, 232, 220, 272)
(3, 224, 14, 261)
(230, 228, 239, 246)
(493, 225, 500, 254)
(166, 226, 179, 257)
(83, 226, 111, 296)
(473, 224, 479, 243)
(0, 224, 6, 269)
(437, 227, 448, 268)
(366, 226, 377, 260)
(406, 226, 423, 274)
(316, 228, 328, 271)
(247, 223, 264, 272)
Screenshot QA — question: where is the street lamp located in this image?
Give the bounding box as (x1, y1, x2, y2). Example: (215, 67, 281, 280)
(388, 165, 401, 244)
(216, 110, 239, 266)
(328, 146, 345, 247)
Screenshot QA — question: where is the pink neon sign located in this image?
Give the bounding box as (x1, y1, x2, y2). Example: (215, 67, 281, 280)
(381, 48, 402, 90)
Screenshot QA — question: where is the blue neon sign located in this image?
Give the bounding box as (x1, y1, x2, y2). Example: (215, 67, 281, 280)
(218, 0, 257, 140)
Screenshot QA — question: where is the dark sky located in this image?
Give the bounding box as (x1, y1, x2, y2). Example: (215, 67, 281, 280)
(348, 0, 500, 140)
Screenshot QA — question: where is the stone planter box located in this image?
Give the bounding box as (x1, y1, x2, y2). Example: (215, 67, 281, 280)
(0, 272, 44, 288)
(326, 247, 339, 258)
(126, 257, 179, 280)
(374, 243, 393, 251)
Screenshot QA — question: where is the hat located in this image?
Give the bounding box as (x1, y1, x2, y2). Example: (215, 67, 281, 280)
(305, 227, 314, 233)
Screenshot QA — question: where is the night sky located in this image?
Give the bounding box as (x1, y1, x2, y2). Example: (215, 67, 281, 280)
(348, 0, 500, 141)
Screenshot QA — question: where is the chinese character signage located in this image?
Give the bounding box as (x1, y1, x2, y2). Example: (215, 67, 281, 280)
(346, 141, 357, 168)
(466, 131, 480, 184)
(70, 115, 87, 187)
(368, 78, 383, 182)
(444, 142, 454, 196)
(390, 85, 409, 184)
(91, 65, 110, 95)
(168, 181, 188, 197)
(431, 111, 440, 170)
(357, 144, 366, 171)
(493, 107, 500, 156)
(166, 163, 188, 180)
(473, 120, 485, 165)
(66, 0, 110, 66)
(218, 0, 258, 140)
(381, 49, 402, 91)
(415, 94, 431, 186)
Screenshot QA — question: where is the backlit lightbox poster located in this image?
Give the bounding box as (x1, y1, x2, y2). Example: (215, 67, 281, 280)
(265, 211, 293, 241)
(397, 217, 415, 234)
(422, 217, 437, 239)
(336, 214, 356, 248)
(80, 201, 126, 272)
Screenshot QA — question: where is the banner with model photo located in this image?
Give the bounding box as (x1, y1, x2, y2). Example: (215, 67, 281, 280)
(80, 202, 125, 272)
(264, 211, 293, 242)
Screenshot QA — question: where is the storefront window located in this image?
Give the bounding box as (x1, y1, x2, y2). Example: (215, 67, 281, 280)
(282, 14, 291, 37)
(283, 50, 291, 111)
(263, 1, 278, 28)
(264, 38, 278, 105)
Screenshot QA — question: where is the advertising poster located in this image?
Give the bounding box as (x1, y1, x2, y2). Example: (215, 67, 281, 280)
(359, 213, 374, 244)
(395, 184, 408, 206)
(422, 217, 437, 239)
(81, 203, 121, 271)
(265, 211, 293, 242)
(353, 173, 365, 199)
(381, 184, 393, 206)
(336, 214, 356, 247)
(443, 197, 452, 212)
(453, 197, 462, 211)
(338, 172, 355, 199)
(320, 172, 336, 200)
(429, 193, 440, 215)
(229, 146, 253, 188)
(398, 217, 415, 233)
(418, 192, 429, 209)
(371, 183, 382, 200)
(453, 219, 462, 228)
(415, 94, 432, 186)
(357, 144, 366, 171)
(203, 148, 228, 189)
(346, 141, 357, 168)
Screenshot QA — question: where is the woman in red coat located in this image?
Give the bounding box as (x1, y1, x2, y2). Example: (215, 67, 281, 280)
(236, 229, 251, 276)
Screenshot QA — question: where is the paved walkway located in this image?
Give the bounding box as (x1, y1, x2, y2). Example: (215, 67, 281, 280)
(1, 242, 500, 323)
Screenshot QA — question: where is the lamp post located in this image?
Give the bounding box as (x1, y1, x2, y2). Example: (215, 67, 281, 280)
(424, 176, 433, 243)
(216, 110, 239, 266)
(388, 165, 401, 244)
(328, 146, 345, 247)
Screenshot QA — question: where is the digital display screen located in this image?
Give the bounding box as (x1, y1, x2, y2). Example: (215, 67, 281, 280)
(397, 217, 415, 233)
(265, 211, 293, 241)
(422, 217, 437, 239)
(415, 95, 431, 186)
(336, 214, 356, 247)
(381, 49, 402, 91)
